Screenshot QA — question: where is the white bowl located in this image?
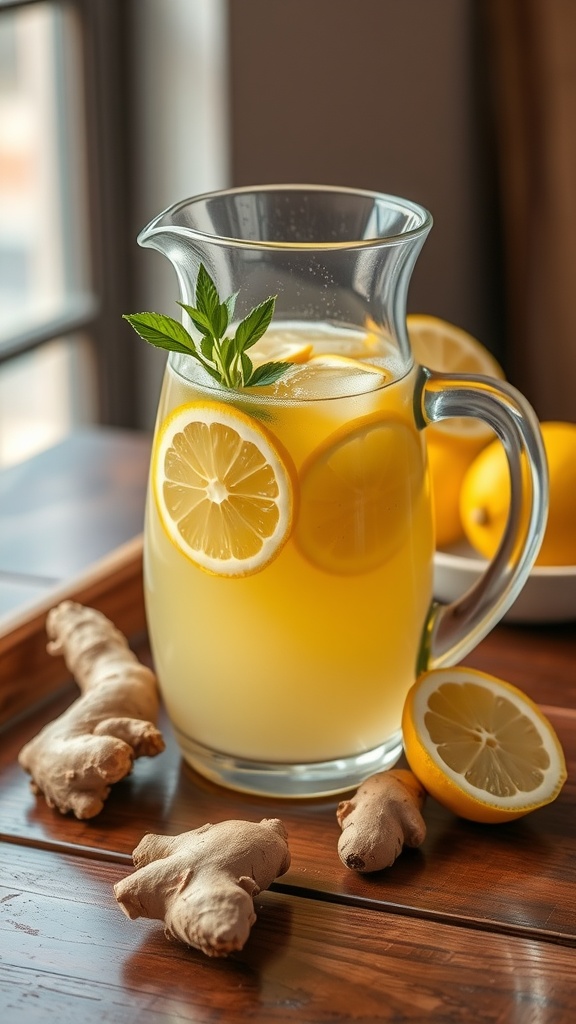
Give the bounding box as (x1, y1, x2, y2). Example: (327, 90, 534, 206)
(433, 541, 576, 624)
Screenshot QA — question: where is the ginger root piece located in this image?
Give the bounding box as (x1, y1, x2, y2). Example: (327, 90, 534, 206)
(336, 769, 427, 873)
(114, 818, 291, 957)
(18, 600, 165, 819)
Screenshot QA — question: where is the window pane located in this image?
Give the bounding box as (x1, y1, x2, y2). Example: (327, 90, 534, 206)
(0, 1, 96, 468)
(0, 1, 90, 343)
(0, 335, 97, 468)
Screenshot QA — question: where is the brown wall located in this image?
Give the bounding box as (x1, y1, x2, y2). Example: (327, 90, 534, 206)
(228, 0, 503, 361)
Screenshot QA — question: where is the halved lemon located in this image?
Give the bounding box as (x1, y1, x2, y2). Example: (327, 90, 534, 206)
(296, 414, 424, 575)
(407, 314, 504, 379)
(407, 314, 504, 443)
(152, 401, 295, 576)
(407, 315, 505, 548)
(402, 667, 567, 823)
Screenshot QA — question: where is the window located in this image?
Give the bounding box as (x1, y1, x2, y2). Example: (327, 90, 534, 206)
(0, 0, 135, 468)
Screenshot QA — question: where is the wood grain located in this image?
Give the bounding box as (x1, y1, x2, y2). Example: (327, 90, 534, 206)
(2, 683, 574, 945)
(1, 483, 575, 1022)
(468, 620, 576, 708)
(3, 428, 574, 1022)
(1, 842, 575, 1024)
(0, 428, 150, 582)
(0, 536, 145, 727)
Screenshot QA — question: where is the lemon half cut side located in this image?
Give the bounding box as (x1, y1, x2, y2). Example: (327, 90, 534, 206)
(407, 314, 504, 381)
(153, 401, 295, 577)
(402, 667, 567, 823)
(406, 315, 506, 548)
(407, 314, 505, 443)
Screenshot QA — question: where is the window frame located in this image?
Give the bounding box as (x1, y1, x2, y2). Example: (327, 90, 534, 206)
(0, 0, 137, 428)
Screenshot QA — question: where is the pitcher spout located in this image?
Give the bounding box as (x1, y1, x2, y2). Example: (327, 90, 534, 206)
(137, 198, 210, 306)
(136, 185, 433, 352)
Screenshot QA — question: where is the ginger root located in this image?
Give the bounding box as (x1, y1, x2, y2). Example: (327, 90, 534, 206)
(114, 818, 291, 957)
(18, 600, 165, 819)
(336, 769, 427, 873)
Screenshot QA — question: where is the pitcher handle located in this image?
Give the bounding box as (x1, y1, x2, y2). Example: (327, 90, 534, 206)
(416, 368, 548, 672)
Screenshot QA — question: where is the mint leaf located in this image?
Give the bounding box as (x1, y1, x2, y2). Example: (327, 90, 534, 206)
(122, 312, 195, 354)
(213, 301, 229, 339)
(225, 291, 239, 322)
(219, 336, 235, 375)
(195, 264, 220, 321)
(200, 334, 215, 359)
(247, 361, 291, 386)
(235, 297, 276, 352)
(124, 264, 289, 389)
(178, 302, 213, 337)
(241, 352, 253, 382)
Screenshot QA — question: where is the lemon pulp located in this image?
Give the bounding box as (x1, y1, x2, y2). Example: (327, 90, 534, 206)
(296, 415, 424, 575)
(402, 667, 567, 823)
(153, 401, 295, 577)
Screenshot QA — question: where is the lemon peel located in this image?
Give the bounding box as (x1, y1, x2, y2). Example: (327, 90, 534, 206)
(402, 667, 567, 823)
(460, 421, 576, 567)
(152, 400, 296, 577)
(296, 414, 423, 575)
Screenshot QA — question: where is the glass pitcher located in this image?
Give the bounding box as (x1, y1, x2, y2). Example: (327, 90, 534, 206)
(138, 185, 547, 797)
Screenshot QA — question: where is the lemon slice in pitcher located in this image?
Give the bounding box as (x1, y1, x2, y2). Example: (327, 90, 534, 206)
(296, 414, 424, 575)
(153, 401, 295, 576)
(250, 334, 313, 365)
(402, 667, 567, 823)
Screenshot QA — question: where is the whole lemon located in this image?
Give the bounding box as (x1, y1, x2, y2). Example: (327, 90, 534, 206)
(407, 315, 504, 550)
(426, 431, 491, 548)
(460, 421, 576, 566)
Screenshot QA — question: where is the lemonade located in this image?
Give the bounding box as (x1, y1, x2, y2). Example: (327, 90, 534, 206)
(143, 325, 434, 774)
(131, 186, 548, 797)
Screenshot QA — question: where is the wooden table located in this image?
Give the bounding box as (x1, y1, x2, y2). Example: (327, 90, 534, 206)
(0, 428, 150, 620)
(1, 458, 575, 1022)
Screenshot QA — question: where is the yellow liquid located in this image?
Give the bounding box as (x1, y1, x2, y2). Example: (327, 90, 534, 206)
(144, 327, 434, 765)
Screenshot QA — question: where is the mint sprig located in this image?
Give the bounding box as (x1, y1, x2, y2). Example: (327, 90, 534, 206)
(123, 264, 290, 389)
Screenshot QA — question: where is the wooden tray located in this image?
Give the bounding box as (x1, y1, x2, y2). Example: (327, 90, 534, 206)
(1, 541, 575, 1022)
(0, 535, 145, 727)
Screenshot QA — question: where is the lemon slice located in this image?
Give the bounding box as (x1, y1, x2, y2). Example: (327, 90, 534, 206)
(250, 335, 313, 365)
(309, 333, 384, 357)
(153, 401, 295, 576)
(266, 355, 389, 400)
(407, 314, 504, 442)
(407, 314, 504, 378)
(296, 414, 423, 575)
(307, 353, 388, 376)
(402, 667, 567, 823)
(252, 325, 386, 361)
